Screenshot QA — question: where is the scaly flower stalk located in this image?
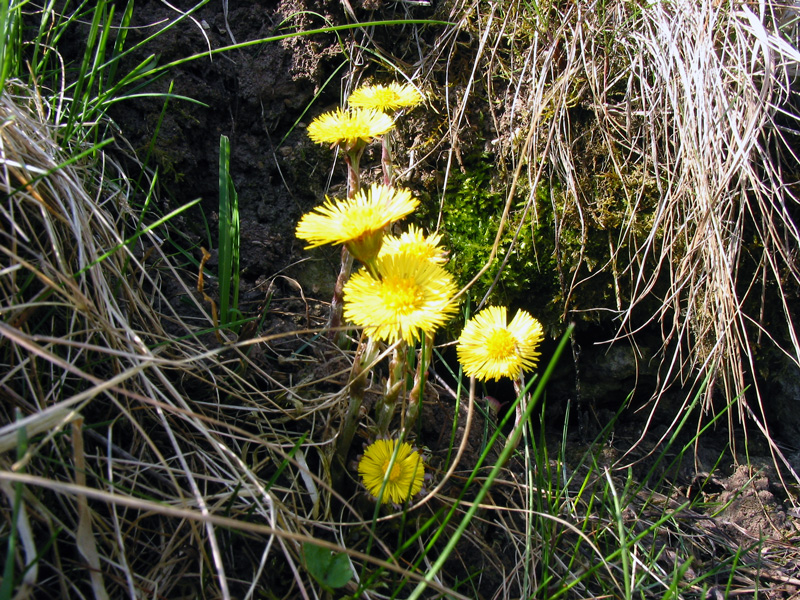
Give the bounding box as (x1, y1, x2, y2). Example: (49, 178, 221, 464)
(336, 335, 378, 466)
(343, 150, 360, 198)
(405, 332, 433, 433)
(329, 248, 354, 346)
(381, 133, 393, 186)
(376, 343, 407, 434)
(507, 375, 530, 458)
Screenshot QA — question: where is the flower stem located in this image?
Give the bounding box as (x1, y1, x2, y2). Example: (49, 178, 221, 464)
(405, 333, 433, 434)
(328, 247, 354, 348)
(376, 343, 407, 434)
(344, 147, 363, 197)
(503, 375, 529, 458)
(381, 132, 394, 186)
(327, 146, 363, 346)
(336, 336, 377, 466)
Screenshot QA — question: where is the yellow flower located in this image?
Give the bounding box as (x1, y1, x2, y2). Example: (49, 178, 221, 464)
(457, 306, 544, 381)
(348, 82, 423, 113)
(307, 108, 394, 149)
(358, 439, 424, 504)
(295, 184, 418, 263)
(343, 252, 457, 343)
(380, 224, 448, 264)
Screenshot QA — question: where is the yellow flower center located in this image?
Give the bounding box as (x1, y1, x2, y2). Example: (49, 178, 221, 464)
(382, 459, 402, 482)
(486, 328, 517, 359)
(382, 277, 421, 314)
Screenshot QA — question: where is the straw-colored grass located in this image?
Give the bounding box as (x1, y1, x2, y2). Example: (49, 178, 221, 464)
(415, 0, 800, 478)
(0, 80, 313, 599)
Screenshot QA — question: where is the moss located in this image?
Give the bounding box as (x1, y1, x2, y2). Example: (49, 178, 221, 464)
(416, 156, 562, 330)
(416, 143, 664, 336)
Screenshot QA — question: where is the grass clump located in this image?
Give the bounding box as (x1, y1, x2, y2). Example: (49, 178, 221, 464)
(417, 0, 800, 457)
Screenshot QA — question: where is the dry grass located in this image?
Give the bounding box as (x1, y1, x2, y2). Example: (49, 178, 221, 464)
(415, 0, 800, 479)
(0, 80, 324, 599)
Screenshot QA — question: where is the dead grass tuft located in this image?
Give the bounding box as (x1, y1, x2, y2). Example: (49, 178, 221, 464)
(0, 80, 344, 599)
(422, 0, 800, 479)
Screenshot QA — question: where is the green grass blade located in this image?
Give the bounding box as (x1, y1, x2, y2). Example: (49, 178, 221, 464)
(107, 0, 134, 84)
(408, 324, 574, 600)
(0, 0, 24, 90)
(218, 134, 240, 332)
(65, 0, 106, 139)
(218, 135, 231, 328)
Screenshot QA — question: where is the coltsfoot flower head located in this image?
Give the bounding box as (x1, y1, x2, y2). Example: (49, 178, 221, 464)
(295, 184, 418, 264)
(343, 252, 458, 343)
(457, 306, 544, 381)
(358, 439, 424, 504)
(348, 82, 423, 113)
(307, 108, 394, 150)
(380, 224, 448, 264)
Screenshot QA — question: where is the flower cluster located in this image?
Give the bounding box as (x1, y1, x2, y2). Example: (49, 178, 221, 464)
(297, 82, 448, 347)
(296, 81, 545, 505)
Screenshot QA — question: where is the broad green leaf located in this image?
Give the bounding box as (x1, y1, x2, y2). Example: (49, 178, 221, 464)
(302, 542, 353, 590)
